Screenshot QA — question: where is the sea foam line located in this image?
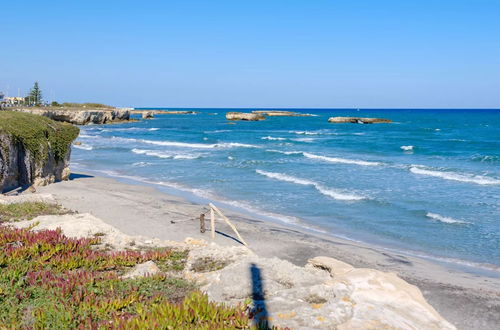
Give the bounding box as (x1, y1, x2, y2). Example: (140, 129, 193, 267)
(132, 148, 200, 160)
(410, 166, 500, 185)
(256, 170, 365, 201)
(303, 152, 382, 166)
(112, 136, 260, 149)
(73, 143, 93, 151)
(426, 212, 470, 225)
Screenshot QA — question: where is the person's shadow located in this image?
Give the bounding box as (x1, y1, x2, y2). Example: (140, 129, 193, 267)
(250, 263, 270, 329)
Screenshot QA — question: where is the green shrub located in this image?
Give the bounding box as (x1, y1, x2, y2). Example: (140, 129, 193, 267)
(0, 202, 69, 223)
(0, 111, 80, 164)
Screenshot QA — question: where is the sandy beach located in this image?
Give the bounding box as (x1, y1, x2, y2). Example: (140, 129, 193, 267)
(33, 172, 500, 330)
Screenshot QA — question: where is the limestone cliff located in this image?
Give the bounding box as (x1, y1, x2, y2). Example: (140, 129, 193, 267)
(0, 111, 79, 192)
(11, 108, 130, 125)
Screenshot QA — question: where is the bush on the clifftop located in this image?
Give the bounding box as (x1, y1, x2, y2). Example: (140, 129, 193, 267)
(0, 111, 80, 164)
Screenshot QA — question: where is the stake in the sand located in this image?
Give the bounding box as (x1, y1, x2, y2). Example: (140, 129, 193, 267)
(210, 207, 215, 239)
(209, 203, 249, 247)
(200, 213, 206, 233)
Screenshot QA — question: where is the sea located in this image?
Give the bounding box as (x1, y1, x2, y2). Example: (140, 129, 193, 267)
(71, 108, 500, 273)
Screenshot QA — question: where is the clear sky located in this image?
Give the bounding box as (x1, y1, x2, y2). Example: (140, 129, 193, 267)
(1, 0, 499, 108)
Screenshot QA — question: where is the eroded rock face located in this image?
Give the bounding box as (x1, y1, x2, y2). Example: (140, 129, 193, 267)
(226, 112, 266, 121)
(0, 112, 79, 192)
(13, 108, 131, 125)
(328, 117, 392, 124)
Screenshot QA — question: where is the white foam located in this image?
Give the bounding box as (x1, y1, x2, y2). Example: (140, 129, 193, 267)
(73, 143, 93, 151)
(303, 152, 381, 166)
(256, 170, 364, 201)
(266, 149, 303, 155)
(261, 136, 287, 141)
(289, 130, 320, 135)
(132, 148, 200, 160)
(410, 166, 500, 185)
(149, 128, 160, 131)
(291, 137, 316, 143)
(426, 212, 470, 224)
(113, 137, 260, 149)
(401, 145, 414, 151)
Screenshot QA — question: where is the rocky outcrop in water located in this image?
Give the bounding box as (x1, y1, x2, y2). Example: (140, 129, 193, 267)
(142, 111, 154, 119)
(328, 117, 392, 124)
(11, 108, 131, 125)
(226, 112, 266, 121)
(0, 111, 79, 193)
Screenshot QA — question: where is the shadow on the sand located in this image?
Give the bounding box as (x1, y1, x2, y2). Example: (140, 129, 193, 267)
(69, 173, 94, 180)
(250, 263, 271, 329)
(215, 230, 245, 245)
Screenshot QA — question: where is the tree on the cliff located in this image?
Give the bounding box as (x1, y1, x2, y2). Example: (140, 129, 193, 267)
(26, 82, 43, 106)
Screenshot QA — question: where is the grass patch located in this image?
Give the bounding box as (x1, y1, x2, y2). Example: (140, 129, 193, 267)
(0, 202, 70, 223)
(191, 256, 230, 273)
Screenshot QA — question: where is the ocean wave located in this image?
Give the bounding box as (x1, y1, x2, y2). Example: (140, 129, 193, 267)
(303, 152, 382, 166)
(73, 143, 93, 150)
(132, 148, 201, 160)
(410, 166, 500, 185)
(400, 145, 414, 151)
(113, 136, 260, 149)
(261, 136, 287, 141)
(203, 129, 232, 134)
(289, 130, 321, 135)
(149, 128, 160, 131)
(266, 149, 303, 155)
(471, 155, 499, 163)
(256, 170, 365, 201)
(132, 161, 152, 167)
(291, 137, 316, 143)
(426, 212, 470, 224)
(78, 134, 99, 139)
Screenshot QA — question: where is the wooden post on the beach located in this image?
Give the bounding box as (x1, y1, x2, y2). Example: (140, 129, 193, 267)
(209, 203, 249, 247)
(200, 213, 206, 233)
(210, 207, 215, 239)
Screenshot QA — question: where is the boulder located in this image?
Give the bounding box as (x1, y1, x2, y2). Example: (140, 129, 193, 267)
(226, 112, 266, 121)
(0, 112, 79, 192)
(328, 117, 392, 124)
(187, 246, 455, 330)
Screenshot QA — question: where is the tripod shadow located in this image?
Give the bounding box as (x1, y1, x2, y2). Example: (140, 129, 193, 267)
(250, 263, 270, 329)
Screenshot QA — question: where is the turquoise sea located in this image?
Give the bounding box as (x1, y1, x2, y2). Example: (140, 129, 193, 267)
(72, 109, 500, 272)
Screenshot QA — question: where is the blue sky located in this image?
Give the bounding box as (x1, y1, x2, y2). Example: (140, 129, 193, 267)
(1, 0, 499, 108)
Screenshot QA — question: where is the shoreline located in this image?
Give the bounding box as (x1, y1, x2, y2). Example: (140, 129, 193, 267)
(76, 166, 500, 277)
(35, 171, 500, 329)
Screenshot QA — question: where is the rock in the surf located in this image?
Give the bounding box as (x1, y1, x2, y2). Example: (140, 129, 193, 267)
(226, 112, 266, 121)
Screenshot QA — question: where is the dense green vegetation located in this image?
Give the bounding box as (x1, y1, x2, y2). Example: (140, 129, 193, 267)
(52, 102, 115, 109)
(0, 204, 254, 328)
(0, 111, 80, 164)
(0, 202, 69, 223)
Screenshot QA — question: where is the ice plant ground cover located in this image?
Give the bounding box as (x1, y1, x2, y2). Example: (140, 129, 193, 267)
(0, 203, 252, 328)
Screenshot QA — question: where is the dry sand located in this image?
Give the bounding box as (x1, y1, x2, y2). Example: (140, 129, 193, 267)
(36, 173, 500, 330)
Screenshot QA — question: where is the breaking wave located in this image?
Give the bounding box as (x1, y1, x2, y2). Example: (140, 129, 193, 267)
(410, 166, 500, 185)
(303, 152, 382, 166)
(256, 170, 365, 201)
(426, 212, 470, 225)
(132, 148, 201, 160)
